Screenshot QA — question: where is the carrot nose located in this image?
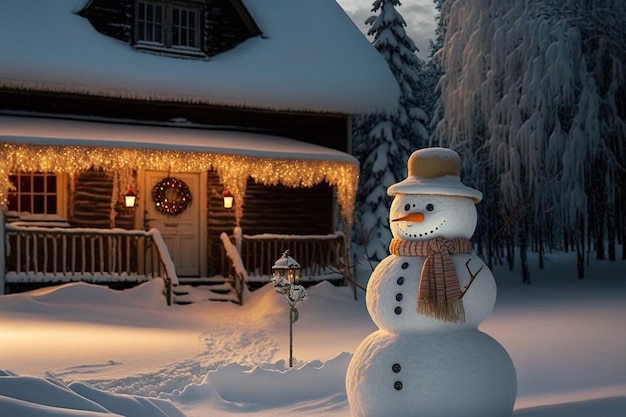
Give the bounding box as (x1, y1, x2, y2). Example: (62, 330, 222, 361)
(392, 212, 425, 223)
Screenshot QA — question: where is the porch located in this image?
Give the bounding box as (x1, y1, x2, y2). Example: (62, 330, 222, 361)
(1, 216, 350, 305)
(220, 227, 347, 285)
(0, 114, 358, 304)
(0, 214, 178, 304)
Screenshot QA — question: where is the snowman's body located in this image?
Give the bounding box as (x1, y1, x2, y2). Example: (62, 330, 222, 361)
(366, 251, 495, 332)
(346, 330, 516, 417)
(346, 148, 516, 417)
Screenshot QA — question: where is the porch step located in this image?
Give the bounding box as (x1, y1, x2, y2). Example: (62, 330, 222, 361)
(178, 276, 233, 285)
(173, 277, 239, 305)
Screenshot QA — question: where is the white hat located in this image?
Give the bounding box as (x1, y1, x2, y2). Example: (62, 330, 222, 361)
(387, 147, 482, 203)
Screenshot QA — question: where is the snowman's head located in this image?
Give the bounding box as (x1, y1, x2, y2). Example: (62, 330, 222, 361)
(390, 194, 477, 240)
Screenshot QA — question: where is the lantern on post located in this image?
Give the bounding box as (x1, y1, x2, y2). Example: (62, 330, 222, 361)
(271, 250, 307, 368)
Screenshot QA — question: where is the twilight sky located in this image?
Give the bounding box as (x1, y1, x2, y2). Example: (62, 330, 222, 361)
(336, 0, 438, 60)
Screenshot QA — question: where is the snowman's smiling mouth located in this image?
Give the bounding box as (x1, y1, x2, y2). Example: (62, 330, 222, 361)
(398, 220, 446, 238)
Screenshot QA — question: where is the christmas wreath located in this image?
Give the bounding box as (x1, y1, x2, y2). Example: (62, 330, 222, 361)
(152, 177, 192, 216)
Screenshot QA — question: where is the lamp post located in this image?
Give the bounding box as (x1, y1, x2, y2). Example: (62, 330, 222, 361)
(272, 250, 307, 368)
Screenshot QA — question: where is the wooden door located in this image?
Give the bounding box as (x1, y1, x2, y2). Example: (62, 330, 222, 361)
(144, 171, 201, 277)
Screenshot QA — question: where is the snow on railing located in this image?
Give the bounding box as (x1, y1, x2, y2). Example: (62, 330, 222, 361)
(220, 232, 247, 305)
(1, 221, 177, 304)
(222, 230, 348, 285)
(146, 228, 178, 285)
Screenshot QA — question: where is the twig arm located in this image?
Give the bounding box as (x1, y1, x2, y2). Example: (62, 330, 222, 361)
(460, 259, 483, 299)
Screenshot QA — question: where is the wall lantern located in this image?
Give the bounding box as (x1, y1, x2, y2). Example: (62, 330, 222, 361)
(223, 190, 234, 209)
(271, 250, 307, 367)
(124, 189, 137, 208)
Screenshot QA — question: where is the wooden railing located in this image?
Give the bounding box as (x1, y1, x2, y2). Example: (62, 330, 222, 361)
(220, 232, 246, 305)
(1, 221, 177, 305)
(221, 228, 349, 285)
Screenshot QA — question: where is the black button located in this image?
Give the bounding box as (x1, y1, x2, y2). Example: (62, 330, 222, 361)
(394, 381, 403, 390)
(394, 306, 402, 315)
(392, 363, 401, 373)
(395, 293, 403, 301)
(401, 262, 409, 269)
(396, 277, 405, 285)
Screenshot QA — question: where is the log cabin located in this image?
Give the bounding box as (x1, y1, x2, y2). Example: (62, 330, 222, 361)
(0, 0, 399, 303)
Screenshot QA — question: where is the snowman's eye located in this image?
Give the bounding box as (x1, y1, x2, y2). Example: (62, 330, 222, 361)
(426, 204, 434, 211)
(404, 204, 411, 211)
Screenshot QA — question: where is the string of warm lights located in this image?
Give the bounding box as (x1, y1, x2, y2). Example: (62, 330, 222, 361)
(0, 143, 358, 227)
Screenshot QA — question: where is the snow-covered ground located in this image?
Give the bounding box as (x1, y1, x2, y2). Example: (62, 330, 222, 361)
(1, 250, 625, 417)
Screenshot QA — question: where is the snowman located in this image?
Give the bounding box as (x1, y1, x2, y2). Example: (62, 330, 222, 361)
(346, 148, 516, 417)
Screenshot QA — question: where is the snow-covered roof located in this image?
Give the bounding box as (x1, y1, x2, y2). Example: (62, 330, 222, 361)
(0, 0, 400, 114)
(0, 115, 359, 225)
(0, 115, 358, 164)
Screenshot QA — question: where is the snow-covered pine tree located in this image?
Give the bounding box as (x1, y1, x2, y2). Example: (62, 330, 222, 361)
(424, 0, 445, 129)
(432, 0, 626, 281)
(352, 0, 430, 262)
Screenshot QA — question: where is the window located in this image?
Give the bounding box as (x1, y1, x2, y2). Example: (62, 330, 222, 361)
(137, 2, 164, 44)
(136, 1, 203, 56)
(172, 7, 199, 48)
(8, 172, 58, 214)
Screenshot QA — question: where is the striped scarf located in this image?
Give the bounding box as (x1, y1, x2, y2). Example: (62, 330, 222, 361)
(389, 237, 472, 324)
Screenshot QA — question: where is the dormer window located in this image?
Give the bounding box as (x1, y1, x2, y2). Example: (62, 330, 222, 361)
(135, 0, 204, 58)
(79, 0, 262, 59)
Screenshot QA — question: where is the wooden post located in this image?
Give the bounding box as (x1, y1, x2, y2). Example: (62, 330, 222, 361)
(0, 210, 5, 295)
(165, 276, 172, 306)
